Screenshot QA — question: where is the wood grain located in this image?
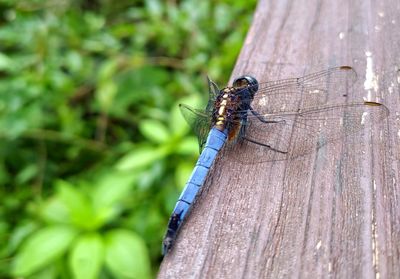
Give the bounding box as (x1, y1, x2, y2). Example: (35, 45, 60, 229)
(158, 0, 400, 278)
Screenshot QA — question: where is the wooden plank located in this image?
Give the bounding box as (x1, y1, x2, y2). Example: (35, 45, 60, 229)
(158, 0, 400, 278)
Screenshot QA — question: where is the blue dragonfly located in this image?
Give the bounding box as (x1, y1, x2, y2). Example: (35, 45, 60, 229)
(162, 66, 388, 255)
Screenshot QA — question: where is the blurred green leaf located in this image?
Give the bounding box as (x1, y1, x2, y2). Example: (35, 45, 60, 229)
(6, 222, 38, 254)
(12, 226, 77, 276)
(139, 119, 170, 143)
(169, 104, 189, 136)
(56, 181, 90, 215)
(69, 233, 104, 279)
(56, 181, 98, 229)
(96, 81, 118, 111)
(214, 4, 232, 32)
(27, 267, 57, 279)
(176, 136, 198, 155)
(104, 229, 151, 279)
(41, 197, 70, 224)
(146, 0, 163, 18)
(0, 52, 12, 71)
(98, 60, 119, 83)
(65, 51, 83, 73)
(179, 94, 204, 110)
(92, 171, 136, 208)
(116, 146, 167, 171)
(15, 164, 38, 185)
(175, 162, 195, 190)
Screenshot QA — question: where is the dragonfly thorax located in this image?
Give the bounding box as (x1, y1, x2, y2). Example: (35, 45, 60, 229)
(212, 76, 259, 132)
(213, 87, 245, 131)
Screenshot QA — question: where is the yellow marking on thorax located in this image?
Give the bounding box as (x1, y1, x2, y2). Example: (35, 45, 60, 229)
(215, 92, 230, 127)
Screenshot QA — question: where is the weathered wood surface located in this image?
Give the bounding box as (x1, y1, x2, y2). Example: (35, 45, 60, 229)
(158, 0, 400, 278)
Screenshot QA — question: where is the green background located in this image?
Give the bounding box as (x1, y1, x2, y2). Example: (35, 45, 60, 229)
(0, 0, 256, 278)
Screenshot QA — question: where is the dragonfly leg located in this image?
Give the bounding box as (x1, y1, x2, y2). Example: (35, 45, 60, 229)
(242, 136, 288, 154)
(249, 105, 286, 124)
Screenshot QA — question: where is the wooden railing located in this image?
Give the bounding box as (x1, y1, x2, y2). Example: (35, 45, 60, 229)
(158, 0, 400, 277)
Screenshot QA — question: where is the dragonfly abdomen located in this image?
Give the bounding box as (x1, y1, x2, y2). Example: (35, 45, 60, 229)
(162, 127, 227, 255)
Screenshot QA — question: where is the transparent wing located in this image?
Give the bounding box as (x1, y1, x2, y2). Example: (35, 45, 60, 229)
(179, 104, 212, 152)
(227, 101, 389, 163)
(178, 77, 219, 152)
(207, 76, 220, 98)
(205, 77, 220, 113)
(246, 66, 358, 115)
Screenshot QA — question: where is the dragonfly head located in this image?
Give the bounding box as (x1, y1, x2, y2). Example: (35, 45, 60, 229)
(232, 75, 259, 98)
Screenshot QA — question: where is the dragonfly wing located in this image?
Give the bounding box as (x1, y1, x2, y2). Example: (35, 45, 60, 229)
(228, 101, 388, 163)
(206, 77, 220, 113)
(207, 76, 220, 98)
(251, 66, 357, 115)
(179, 103, 212, 152)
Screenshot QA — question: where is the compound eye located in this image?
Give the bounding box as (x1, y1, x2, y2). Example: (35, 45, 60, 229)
(232, 75, 259, 94)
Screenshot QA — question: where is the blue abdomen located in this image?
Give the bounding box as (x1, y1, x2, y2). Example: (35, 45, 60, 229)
(162, 127, 227, 255)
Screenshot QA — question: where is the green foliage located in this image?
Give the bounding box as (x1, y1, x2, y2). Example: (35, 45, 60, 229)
(12, 226, 78, 276)
(104, 229, 151, 279)
(69, 233, 104, 279)
(0, 0, 256, 278)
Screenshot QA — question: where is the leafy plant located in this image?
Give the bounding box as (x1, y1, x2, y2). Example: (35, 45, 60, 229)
(12, 177, 151, 279)
(0, 0, 256, 277)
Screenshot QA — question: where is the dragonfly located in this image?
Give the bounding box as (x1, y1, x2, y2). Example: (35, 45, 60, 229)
(162, 66, 388, 255)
